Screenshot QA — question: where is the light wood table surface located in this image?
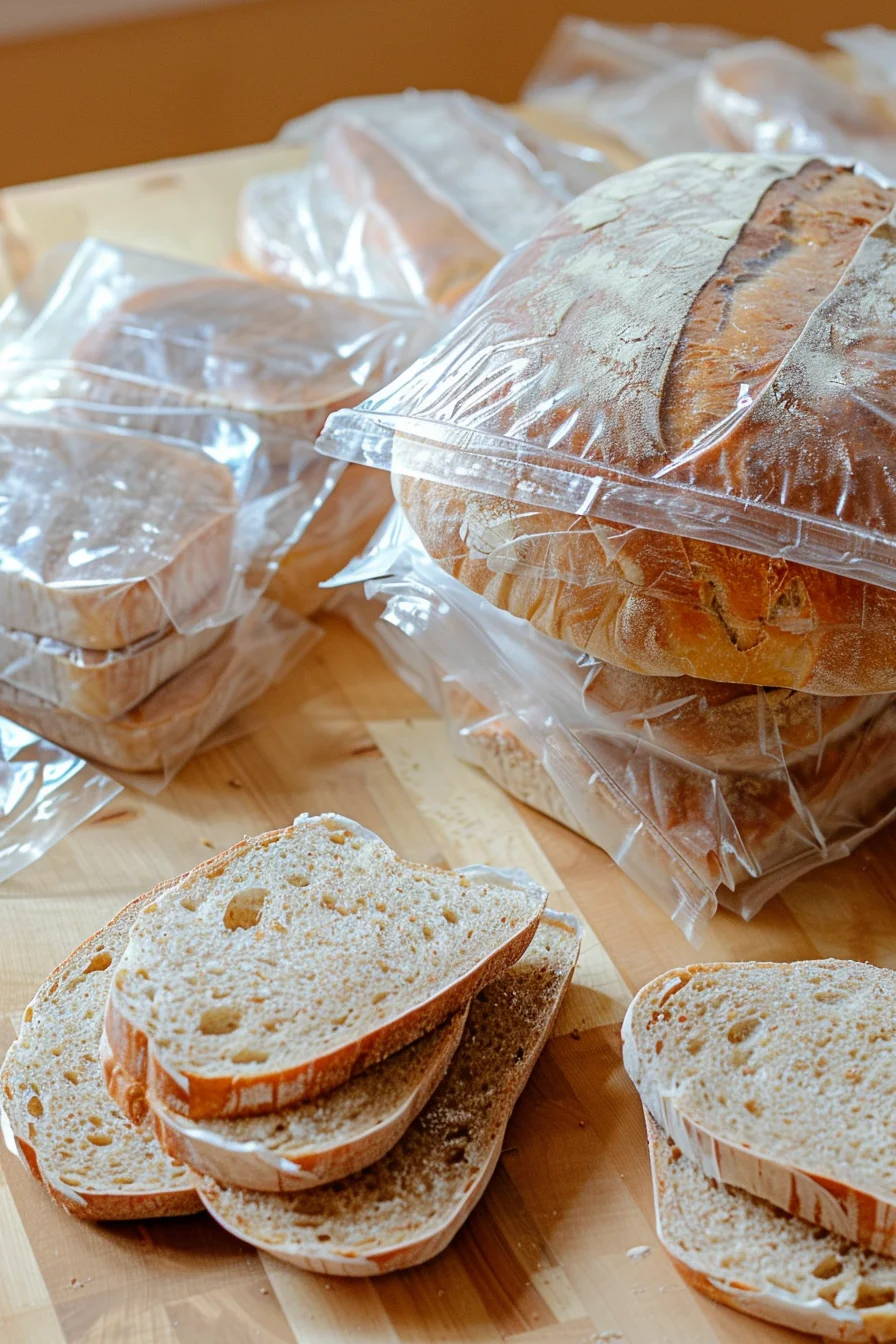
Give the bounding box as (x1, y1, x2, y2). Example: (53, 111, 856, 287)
(2, 611, 894, 1344)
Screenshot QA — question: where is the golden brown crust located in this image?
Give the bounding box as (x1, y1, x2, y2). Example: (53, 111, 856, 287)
(400, 474, 896, 696)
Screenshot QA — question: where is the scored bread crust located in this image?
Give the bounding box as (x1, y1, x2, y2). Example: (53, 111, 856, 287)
(623, 962, 896, 1258)
(399, 475, 896, 699)
(0, 896, 200, 1221)
(395, 157, 896, 697)
(103, 1006, 469, 1193)
(104, 815, 547, 1121)
(647, 1111, 896, 1343)
(197, 910, 581, 1274)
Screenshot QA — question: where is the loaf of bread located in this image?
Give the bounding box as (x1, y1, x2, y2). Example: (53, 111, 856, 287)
(0, 622, 222, 721)
(0, 600, 308, 774)
(197, 911, 581, 1274)
(646, 1110, 896, 1342)
(0, 417, 235, 650)
(623, 960, 896, 1256)
(363, 153, 896, 694)
(0, 896, 199, 1220)
(104, 814, 547, 1120)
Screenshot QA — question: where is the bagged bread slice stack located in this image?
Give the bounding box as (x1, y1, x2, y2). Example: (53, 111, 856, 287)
(5, 814, 578, 1275)
(319, 152, 896, 936)
(624, 960, 896, 1340)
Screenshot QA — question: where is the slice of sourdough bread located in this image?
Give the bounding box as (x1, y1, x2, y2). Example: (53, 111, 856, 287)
(0, 899, 199, 1220)
(105, 814, 547, 1121)
(105, 1006, 468, 1192)
(197, 911, 581, 1274)
(623, 961, 896, 1256)
(647, 1111, 896, 1342)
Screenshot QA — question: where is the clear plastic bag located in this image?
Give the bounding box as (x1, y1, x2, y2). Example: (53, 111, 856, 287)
(335, 512, 896, 940)
(0, 239, 427, 649)
(238, 90, 614, 309)
(0, 717, 122, 883)
(318, 153, 896, 693)
(0, 598, 318, 792)
(698, 39, 896, 175)
(522, 19, 742, 158)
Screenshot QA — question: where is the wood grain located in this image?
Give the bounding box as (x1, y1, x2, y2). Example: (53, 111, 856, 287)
(2, 612, 889, 1343)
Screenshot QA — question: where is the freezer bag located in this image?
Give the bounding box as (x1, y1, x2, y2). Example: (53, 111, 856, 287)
(239, 90, 613, 308)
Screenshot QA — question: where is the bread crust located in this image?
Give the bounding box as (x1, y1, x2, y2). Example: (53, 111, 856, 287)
(104, 1008, 469, 1193)
(400, 474, 896, 697)
(104, 820, 547, 1121)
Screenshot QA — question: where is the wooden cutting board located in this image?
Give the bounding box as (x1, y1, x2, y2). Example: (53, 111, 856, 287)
(2, 611, 894, 1344)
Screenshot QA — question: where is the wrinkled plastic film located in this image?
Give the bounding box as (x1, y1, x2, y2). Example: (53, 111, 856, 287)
(335, 513, 896, 939)
(0, 239, 430, 647)
(318, 153, 896, 601)
(0, 717, 121, 884)
(239, 90, 614, 309)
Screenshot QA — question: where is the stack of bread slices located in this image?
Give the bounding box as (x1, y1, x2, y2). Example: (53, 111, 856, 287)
(623, 960, 896, 1341)
(1, 814, 580, 1275)
(0, 252, 409, 776)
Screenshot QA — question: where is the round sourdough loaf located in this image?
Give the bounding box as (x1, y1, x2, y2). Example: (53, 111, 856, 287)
(397, 155, 896, 695)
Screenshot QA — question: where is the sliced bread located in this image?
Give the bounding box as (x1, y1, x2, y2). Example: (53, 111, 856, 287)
(0, 898, 200, 1220)
(105, 1006, 468, 1192)
(197, 910, 581, 1274)
(647, 1110, 896, 1342)
(105, 814, 547, 1121)
(623, 961, 896, 1256)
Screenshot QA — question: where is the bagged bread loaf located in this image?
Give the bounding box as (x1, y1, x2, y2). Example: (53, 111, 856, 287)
(239, 90, 613, 309)
(319, 154, 896, 696)
(335, 512, 896, 937)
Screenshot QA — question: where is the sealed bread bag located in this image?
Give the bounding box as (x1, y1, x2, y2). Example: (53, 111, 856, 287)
(318, 152, 896, 697)
(238, 90, 614, 310)
(0, 239, 427, 658)
(335, 513, 896, 939)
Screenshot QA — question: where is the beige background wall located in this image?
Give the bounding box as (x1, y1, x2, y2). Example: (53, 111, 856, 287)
(0, 0, 889, 188)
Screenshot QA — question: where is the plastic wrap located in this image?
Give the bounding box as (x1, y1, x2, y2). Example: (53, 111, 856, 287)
(238, 90, 613, 309)
(522, 20, 741, 158)
(698, 39, 896, 175)
(0, 239, 428, 649)
(335, 512, 896, 940)
(0, 599, 319, 792)
(318, 153, 896, 693)
(0, 717, 122, 883)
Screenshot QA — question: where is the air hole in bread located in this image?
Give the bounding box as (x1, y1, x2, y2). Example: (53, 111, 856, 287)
(812, 1253, 843, 1280)
(85, 951, 112, 974)
(27, 1095, 43, 1118)
(87, 1133, 113, 1146)
(199, 1005, 242, 1035)
(223, 888, 268, 931)
(230, 1047, 269, 1064)
(854, 1283, 896, 1309)
(727, 1017, 761, 1045)
(442, 908, 458, 924)
(181, 897, 198, 912)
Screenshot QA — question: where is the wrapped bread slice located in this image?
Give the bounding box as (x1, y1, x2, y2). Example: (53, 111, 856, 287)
(647, 1110, 896, 1342)
(0, 622, 222, 722)
(104, 814, 547, 1120)
(321, 154, 896, 695)
(623, 960, 896, 1256)
(0, 600, 313, 778)
(105, 1007, 468, 1193)
(198, 912, 580, 1274)
(0, 896, 199, 1220)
